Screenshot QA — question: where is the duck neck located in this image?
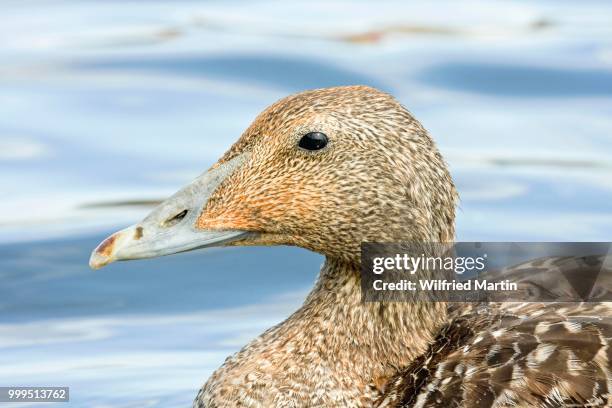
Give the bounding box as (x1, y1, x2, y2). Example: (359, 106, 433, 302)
(293, 256, 448, 387)
(200, 256, 449, 406)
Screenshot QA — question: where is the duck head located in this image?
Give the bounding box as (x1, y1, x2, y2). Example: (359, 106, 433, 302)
(90, 86, 457, 269)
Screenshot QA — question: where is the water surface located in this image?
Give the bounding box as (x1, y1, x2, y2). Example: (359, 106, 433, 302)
(1, 0, 611, 406)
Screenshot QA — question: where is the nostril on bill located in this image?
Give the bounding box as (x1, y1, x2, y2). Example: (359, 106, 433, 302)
(134, 226, 143, 240)
(162, 209, 189, 227)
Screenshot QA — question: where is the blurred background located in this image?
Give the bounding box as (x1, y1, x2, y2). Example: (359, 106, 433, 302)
(1, 0, 611, 406)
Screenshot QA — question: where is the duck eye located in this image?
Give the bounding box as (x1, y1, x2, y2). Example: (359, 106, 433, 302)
(162, 209, 188, 227)
(298, 132, 328, 151)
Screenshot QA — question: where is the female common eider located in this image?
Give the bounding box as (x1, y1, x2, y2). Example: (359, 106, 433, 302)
(90, 86, 611, 407)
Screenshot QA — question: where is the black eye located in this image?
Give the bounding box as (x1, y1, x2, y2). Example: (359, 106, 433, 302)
(163, 209, 188, 227)
(298, 132, 328, 151)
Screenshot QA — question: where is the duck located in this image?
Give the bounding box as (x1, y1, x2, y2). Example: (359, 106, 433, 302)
(89, 86, 611, 407)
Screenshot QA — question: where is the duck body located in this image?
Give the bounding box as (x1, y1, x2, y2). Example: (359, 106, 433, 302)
(379, 301, 612, 407)
(196, 262, 611, 407)
(89, 86, 612, 407)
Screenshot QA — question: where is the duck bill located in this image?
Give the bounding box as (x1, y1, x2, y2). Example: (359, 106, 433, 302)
(89, 154, 250, 270)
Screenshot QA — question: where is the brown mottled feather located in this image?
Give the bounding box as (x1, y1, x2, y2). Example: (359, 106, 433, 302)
(377, 256, 612, 407)
(377, 302, 611, 407)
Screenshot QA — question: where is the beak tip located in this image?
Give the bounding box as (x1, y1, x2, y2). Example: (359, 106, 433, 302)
(89, 232, 121, 270)
(89, 250, 113, 270)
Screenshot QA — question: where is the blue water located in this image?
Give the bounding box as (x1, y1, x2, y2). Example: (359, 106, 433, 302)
(0, 239, 319, 323)
(1, 0, 612, 406)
